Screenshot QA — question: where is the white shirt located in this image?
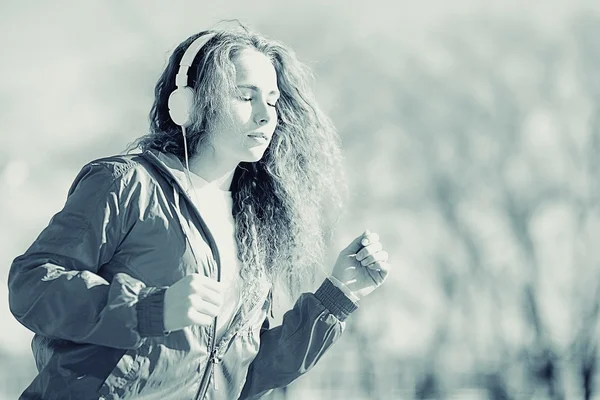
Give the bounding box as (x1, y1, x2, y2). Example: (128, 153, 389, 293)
(187, 172, 242, 340)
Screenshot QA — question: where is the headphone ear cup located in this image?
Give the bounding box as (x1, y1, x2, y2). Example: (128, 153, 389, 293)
(168, 87, 195, 127)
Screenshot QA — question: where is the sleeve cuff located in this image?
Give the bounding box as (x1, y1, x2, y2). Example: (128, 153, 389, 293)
(136, 287, 168, 337)
(328, 275, 360, 302)
(314, 279, 358, 322)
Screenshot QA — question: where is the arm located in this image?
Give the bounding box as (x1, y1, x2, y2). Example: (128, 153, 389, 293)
(8, 161, 166, 350)
(239, 229, 391, 399)
(239, 278, 358, 399)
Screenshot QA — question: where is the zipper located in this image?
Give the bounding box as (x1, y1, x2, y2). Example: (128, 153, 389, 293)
(168, 169, 271, 399)
(193, 282, 270, 400)
(194, 336, 219, 400)
(193, 262, 221, 400)
(170, 184, 222, 400)
(147, 153, 233, 400)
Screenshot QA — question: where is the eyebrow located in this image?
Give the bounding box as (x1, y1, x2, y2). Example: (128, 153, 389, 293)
(237, 84, 280, 96)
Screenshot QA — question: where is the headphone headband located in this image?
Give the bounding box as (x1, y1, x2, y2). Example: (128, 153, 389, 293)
(168, 32, 217, 128)
(175, 33, 217, 88)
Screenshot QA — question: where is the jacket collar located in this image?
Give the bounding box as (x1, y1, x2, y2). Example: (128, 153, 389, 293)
(141, 149, 195, 197)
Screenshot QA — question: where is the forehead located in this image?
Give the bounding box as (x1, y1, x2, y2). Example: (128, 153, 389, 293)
(232, 49, 278, 89)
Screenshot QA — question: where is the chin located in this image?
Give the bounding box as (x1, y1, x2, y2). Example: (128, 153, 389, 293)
(241, 145, 269, 163)
(246, 154, 267, 163)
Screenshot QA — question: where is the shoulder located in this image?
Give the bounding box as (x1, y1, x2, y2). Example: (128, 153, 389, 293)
(84, 153, 148, 180)
(69, 153, 160, 197)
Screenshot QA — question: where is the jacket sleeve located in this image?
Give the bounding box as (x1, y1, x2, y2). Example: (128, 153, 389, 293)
(239, 278, 358, 399)
(7, 161, 167, 350)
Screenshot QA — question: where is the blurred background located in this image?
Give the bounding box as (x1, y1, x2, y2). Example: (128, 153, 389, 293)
(1, 0, 599, 398)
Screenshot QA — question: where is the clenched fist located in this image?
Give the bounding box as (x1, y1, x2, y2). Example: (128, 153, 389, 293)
(164, 274, 223, 332)
(331, 229, 390, 300)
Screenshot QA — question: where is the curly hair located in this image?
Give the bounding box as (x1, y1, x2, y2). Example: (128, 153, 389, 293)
(129, 23, 346, 299)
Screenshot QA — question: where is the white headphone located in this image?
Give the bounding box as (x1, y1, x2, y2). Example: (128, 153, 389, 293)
(167, 33, 217, 128)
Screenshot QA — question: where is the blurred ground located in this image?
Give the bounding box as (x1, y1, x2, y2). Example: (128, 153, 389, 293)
(1, 0, 600, 398)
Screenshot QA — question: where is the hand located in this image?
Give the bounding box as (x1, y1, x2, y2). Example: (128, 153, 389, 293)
(331, 230, 390, 300)
(163, 274, 223, 332)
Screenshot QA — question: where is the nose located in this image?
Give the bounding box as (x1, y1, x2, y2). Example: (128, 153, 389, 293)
(253, 101, 271, 126)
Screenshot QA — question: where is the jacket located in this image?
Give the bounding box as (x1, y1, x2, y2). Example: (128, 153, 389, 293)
(7, 149, 358, 400)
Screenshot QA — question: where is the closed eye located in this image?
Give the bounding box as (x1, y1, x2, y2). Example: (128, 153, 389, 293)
(239, 96, 277, 108)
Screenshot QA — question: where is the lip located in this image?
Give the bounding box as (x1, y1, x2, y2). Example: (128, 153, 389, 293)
(247, 132, 268, 139)
(247, 132, 270, 142)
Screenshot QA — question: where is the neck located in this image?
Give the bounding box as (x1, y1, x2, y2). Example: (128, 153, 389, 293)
(188, 147, 238, 192)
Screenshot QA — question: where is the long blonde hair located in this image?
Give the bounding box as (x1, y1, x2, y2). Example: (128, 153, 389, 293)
(130, 24, 346, 299)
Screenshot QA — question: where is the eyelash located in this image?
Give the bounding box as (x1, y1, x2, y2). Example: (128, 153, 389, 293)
(240, 97, 277, 108)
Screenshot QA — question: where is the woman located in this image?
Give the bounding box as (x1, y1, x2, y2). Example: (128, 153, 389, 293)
(8, 24, 390, 400)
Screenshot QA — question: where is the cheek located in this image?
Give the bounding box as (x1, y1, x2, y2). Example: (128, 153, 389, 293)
(214, 103, 252, 133)
(230, 103, 253, 127)
(267, 108, 278, 130)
